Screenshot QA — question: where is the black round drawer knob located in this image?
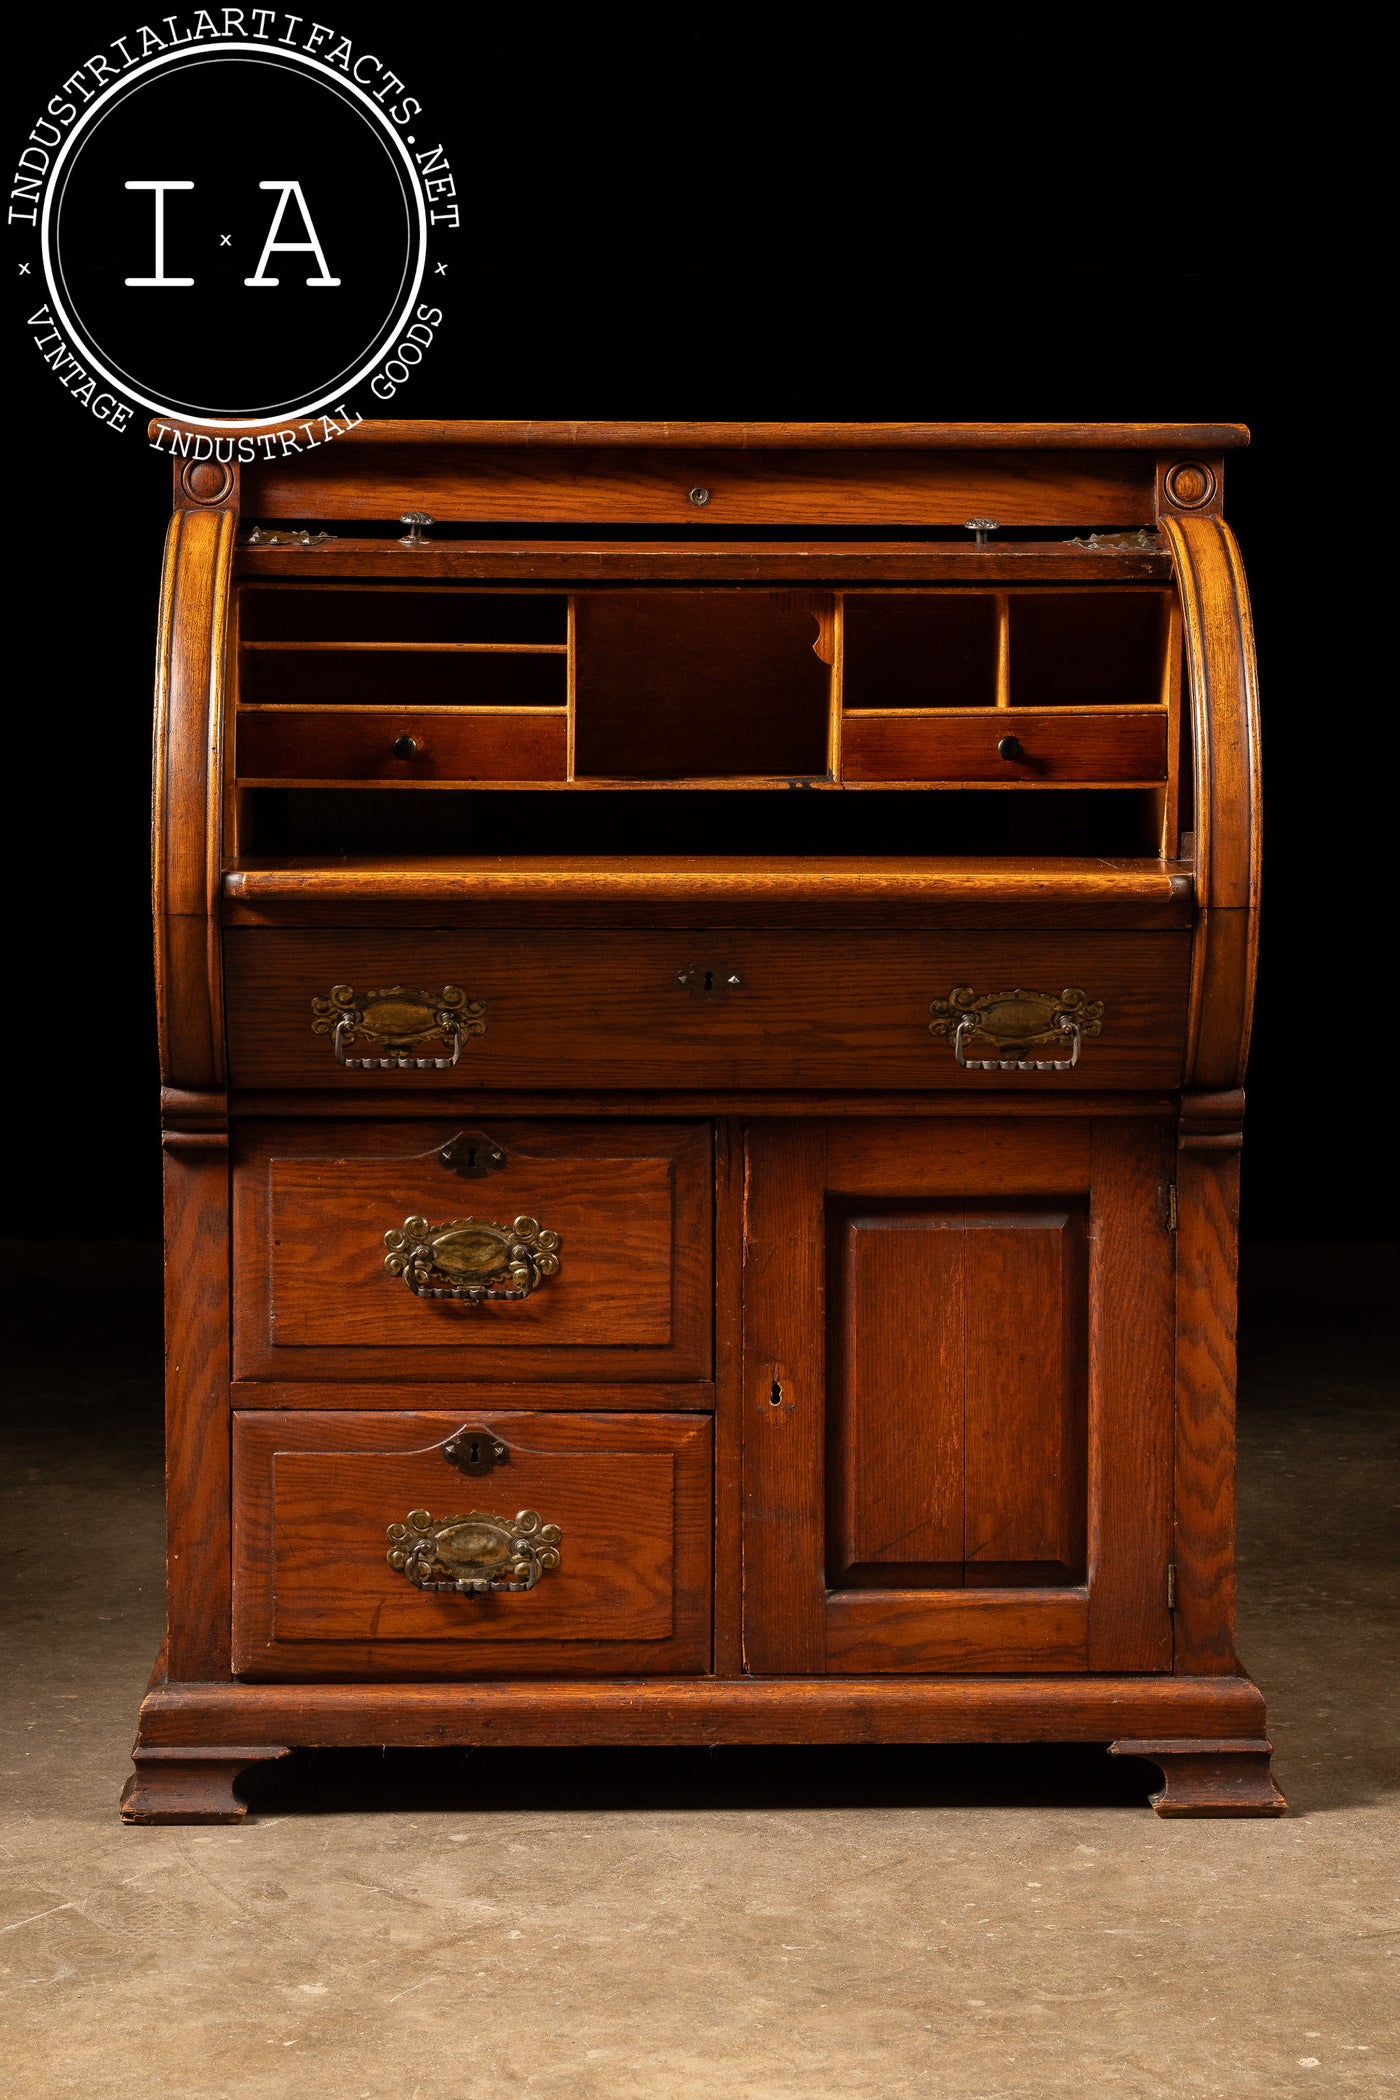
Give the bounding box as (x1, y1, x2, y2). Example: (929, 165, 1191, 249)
(997, 735, 1024, 761)
(392, 734, 420, 760)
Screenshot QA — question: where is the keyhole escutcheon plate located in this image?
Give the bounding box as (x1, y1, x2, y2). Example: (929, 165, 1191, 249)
(676, 963, 743, 999)
(439, 1130, 508, 1179)
(442, 1426, 509, 1476)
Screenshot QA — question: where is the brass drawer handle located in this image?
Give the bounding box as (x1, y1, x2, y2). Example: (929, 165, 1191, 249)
(386, 1507, 562, 1594)
(384, 1214, 561, 1303)
(929, 986, 1105, 1072)
(311, 984, 486, 1069)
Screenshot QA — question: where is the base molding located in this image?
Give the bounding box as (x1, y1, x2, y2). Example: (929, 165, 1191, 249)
(120, 1744, 290, 1825)
(1109, 1736, 1287, 1818)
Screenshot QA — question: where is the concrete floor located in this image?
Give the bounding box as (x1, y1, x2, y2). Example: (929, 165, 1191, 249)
(2, 1242, 1396, 2100)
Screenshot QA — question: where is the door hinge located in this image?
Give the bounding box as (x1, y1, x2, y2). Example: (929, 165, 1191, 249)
(1167, 1563, 1177, 1610)
(1167, 1183, 1178, 1232)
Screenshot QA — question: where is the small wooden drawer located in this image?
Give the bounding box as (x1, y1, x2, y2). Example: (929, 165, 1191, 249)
(841, 710, 1167, 784)
(232, 1409, 713, 1677)
(237, 707, 567, 783)
(226, 930, 1190, 1090)
(232, 1120, 712, 1382)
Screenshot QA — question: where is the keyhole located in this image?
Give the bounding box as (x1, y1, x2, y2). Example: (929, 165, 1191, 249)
(464, 1146, 477, 1171)
(769, 1378, 783, 1407)
(468, 1438, 482, 1466)
(703, 970, 714, 992)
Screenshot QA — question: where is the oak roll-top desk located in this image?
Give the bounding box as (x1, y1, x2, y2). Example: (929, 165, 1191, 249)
(125, 421, 1284, 1822)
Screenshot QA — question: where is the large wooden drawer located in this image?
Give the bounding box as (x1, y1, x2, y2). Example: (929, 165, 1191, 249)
(232, 1409, 713, 1678)
(232, 1120, 712, 1382)
(224, 929, 1190, 1089)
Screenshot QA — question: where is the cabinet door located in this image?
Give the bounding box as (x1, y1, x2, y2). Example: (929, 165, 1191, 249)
(742, 1118, 1174, 1674)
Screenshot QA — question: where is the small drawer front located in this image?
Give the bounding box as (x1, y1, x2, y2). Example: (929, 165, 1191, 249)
(226, 930, 1189, 1090)
(232, 1410, 712, 1677)
(237, 708, 567, 783)
(842, 710, 1167, 784)
(232, 1120, 712, 1382)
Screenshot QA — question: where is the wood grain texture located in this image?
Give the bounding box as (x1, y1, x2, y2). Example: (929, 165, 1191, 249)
(1109, 1738, 1286, 1817)
(828, 1210, 966, 1575)
(842, 710, 1167, 785)
(1085, 1120, 1175, 1671)
(1163, 514, 1261, 1087)
(232, 1119, 711, 1383)
(713, 1118, 745, 1675)
(825, 1590, 1088, 1673)
(158, 418, 1250, 451)
(237, 542, 1175, 585)
(741, 1122, 828, 1674)
(131, 1670, 1269, 1750)
(153, 505, 235, 1087)
(223, 857, 1195, 933)
(963, 1205, 1087, 1574)
(224, 929, 1190, 1092)
(232, 1381, 714, 1412)
(237, 708, 567, 784)
(1173, 1108, 1243, 1673)
(163, 1142, 233, 1680)
(120, 1745, 288, 1824)
(232, 1410, 712, 1678)
(268, 1157, 674, 1346)
(240, 447, 1159, 529)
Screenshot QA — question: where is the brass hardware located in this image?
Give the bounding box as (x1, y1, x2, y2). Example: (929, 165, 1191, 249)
(442, 1426, 509, 1475)
(964, 517, 998, 545)
(1167, 1184, 1179, 1232)
(438, 1130, 508, 1179)
(1167, 1563, 1178, 1611)
(386, 1507, 561, 1594)
(929, 986, 1104, 1072)
(399, 511, 434, 545)
(688, 487, 711, 506)
(311, 984, 486, 1069)
(384, 1214, 561, 1303)
(243, 525, 335, 546)
(676, 963, 742, 999)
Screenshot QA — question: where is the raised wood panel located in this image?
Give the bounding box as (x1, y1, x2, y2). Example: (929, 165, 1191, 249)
(232, 1411, 712, 1677)
(232, 1120, 711, 1383)
(241, 446, 1156, 528)
(828, 1203, 1086, 1586)
(841, 710, 1167, 785)
(964, 1207, 1087, 1573)
(828, 1211, 965, 1576)
(237, 708, 566, 784)
(224, 930, 1190, 1091)
(743, 1119, 1170, 1678)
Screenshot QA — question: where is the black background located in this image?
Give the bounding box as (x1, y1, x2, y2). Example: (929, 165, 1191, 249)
(2, 10, 1391, 1242)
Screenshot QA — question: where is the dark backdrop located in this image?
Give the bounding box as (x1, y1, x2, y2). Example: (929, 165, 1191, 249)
(3, 13, 1391, 1241)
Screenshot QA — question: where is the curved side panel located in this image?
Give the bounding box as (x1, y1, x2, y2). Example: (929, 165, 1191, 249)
(1164, 515, 1261, 1088)
(152, 506, 235, 1087)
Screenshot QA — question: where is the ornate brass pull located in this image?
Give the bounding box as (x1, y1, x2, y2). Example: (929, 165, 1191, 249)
(929, 986, 1105, 1072)
(311, 984, 486, 1069)
(384, 1214, 561, 1303)
(386, 1507, 562, 1594)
